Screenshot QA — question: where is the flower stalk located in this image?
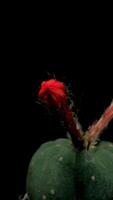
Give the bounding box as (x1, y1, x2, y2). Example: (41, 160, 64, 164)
(87, 100, 113, 145)
(38, 79, 83, 146)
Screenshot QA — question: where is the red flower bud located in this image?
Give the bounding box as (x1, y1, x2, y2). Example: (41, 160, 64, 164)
(38, 79, 67, 108)
(38, 79, 83, 144)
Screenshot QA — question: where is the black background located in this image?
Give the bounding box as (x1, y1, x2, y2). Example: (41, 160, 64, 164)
(5, 11, 113, 199)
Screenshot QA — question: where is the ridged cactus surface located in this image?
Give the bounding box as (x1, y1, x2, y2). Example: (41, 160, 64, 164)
(27, 139, 77, 200)
(27, 139, 113, 200)
(75, 141, 113, 200)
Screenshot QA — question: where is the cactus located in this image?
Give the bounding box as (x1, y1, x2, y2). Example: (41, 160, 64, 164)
(26, 79, 113, 200)
(75, 141, 113, 200)
(27, 139, 77, 200)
